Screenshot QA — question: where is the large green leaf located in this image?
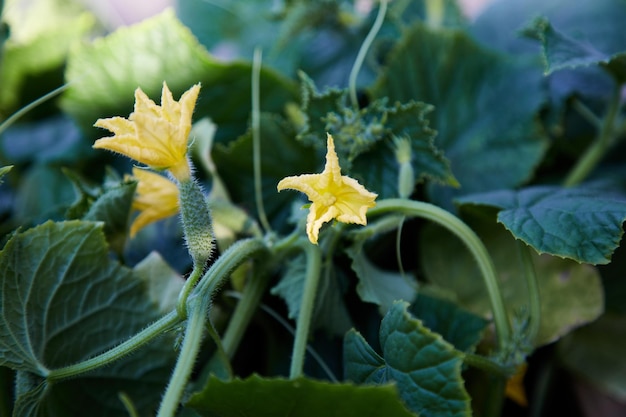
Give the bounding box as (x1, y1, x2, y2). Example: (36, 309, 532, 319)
(420, 205, 604, 346)
(372, 23, 547, 208)
(187, 374, 416, 417)
(558, 313, 626, 401)
(61, 9, 297, 143)
(344, 301, 470, 417)
(458, 185, 626, 264)
(0, 220, 176, 416)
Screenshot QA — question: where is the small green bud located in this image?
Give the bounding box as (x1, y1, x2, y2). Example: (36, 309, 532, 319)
(179, 179, 215, 268)
(393, 136, 415, 199)
(398, 162, 415, 199)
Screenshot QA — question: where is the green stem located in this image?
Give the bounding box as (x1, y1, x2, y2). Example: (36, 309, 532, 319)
(193, 238, 268, 298)
(517, 241, 541, 345)
(177, 266, 204, 318)
(252, 46, 272, 233)
(158, 238, 268, 416)
(369, 199, 512, 348)
(221, 268, 273, 359)
(289, 240, 322, 379)
(572, 98, 602, 129)
(463, 353, 512, 377)
(0, 83, 70, 137)
(157, 299, 206, 417)
(348, 0, 388, 109)
(564, 84, 623, 187)
(48, 310, 180, 381)
(482, 376, 506, 417)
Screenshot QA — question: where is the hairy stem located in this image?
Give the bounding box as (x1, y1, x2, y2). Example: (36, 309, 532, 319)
(48, 310, 180, 381)
(157, 299, 206, 417)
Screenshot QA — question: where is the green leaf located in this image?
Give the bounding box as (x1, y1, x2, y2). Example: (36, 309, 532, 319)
(457, 185, 626, 264)
(187, 374, 416, 417)
(64, 168, 136, 253)
(346, 243, 417, 314)
(0, 116, 89, 164)
(0, 220, 176, 415)
(520, 0, 626, 80)
(420, 205, 605, 346)
(0, 1, 94, 114)
(372, 23, 547, 208)
(410, 294, 488, 353)
(558, 313, 626, 401)
(14, 164, 76, 224)
(213, 112, 317, 227)
(61, 9, 297, 143)
(133, 251, 184, 314)
(344, 301, 470, 417)
(522, 17, 619, 75)
(176, 0, 307, 76)
(297, 74, 455, 198)
(271, 253, 352, 335)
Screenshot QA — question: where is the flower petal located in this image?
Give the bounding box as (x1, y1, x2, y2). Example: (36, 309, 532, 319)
(306, 203, 339, 244)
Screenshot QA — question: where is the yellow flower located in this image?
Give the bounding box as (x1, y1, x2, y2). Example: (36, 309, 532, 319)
(128, 167, 179, 237)
(277, 133, 377, 244)
(505, 363, 528, 407)
(94, 82, 201, 181)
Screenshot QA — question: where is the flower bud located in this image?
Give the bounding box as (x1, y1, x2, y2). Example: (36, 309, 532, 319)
(393, 136, 415, 199)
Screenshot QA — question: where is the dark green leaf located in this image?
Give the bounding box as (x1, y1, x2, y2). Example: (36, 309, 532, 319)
(420, 205, 604, 346)
(14, 165, 76, 224)
(83, 179, 136, 252)
(344, 301, 470, 417)
(271, 253, 352, 335)
(558, 313, 626, 401)
(187, 374, 416, 417)
(61, 10, 297, 143)
(214, 112, 316, 227)
(64, 168, 136, 253)
(523, 16, 626, 79)
(372, 23, 547, 208)
(133, 251, 184, 314)
(0, 220, 176, 416)
(410, 293, 488, 353)
(298, 74, 454, 198)
(458, 185, 626, 264)
(0, 116, 88, 164)
(346, 242, 417, 314)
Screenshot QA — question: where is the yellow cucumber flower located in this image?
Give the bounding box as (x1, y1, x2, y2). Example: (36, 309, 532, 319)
(277, 133, 377, 244)
(94, 82, 201, 181)
(128, 167, 179, 237)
